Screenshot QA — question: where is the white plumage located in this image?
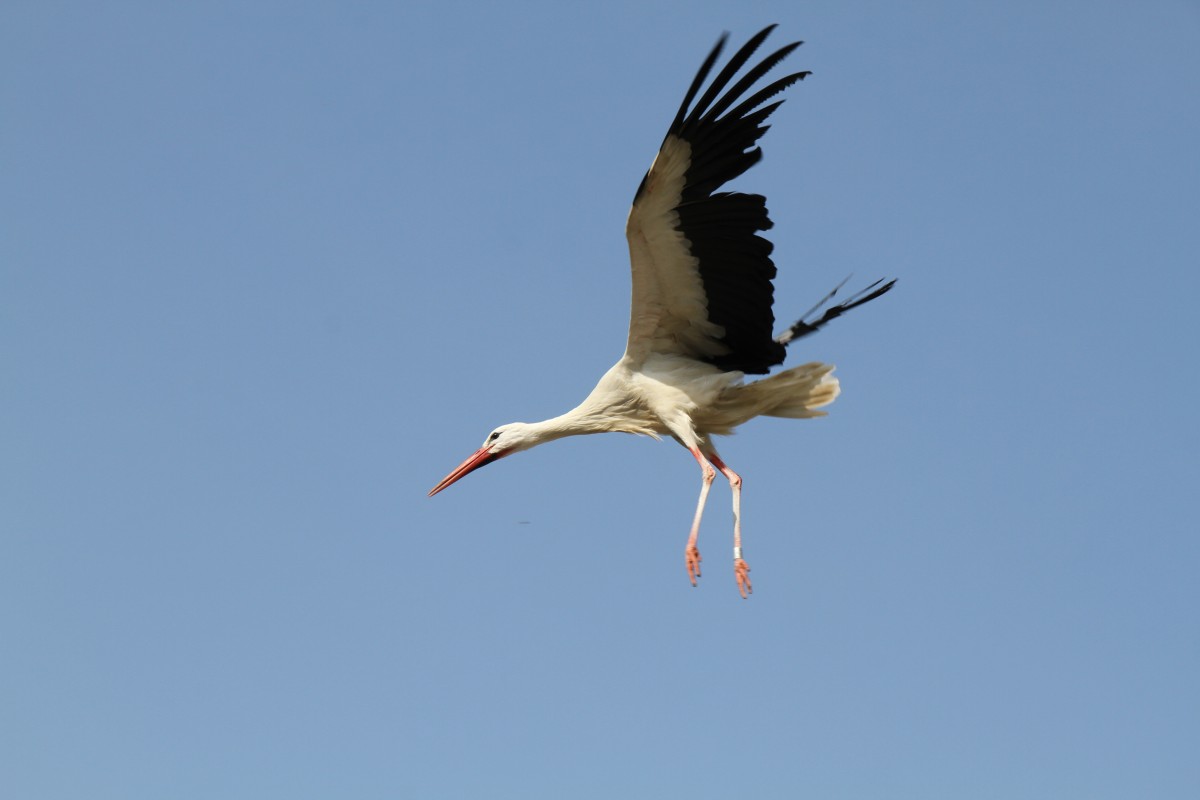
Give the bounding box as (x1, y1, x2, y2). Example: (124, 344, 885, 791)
(429, 26, 894, 597)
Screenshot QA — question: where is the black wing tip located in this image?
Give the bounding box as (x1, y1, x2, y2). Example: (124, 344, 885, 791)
(634, 27, 806, 206)
(673, 26, 805, 132)
(777, 278, 897, 345)
(747, 23, 779, 42)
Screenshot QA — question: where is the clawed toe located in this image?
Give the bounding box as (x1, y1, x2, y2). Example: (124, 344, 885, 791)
(734, 558, 752, 599)
(685, 545, 702, 586)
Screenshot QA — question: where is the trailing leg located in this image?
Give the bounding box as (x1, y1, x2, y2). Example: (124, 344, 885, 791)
(707, 450, 751, 598)
(684, 447, 715, 587)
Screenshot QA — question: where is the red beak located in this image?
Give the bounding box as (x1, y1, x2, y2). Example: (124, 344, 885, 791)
(428, 446, 503, 496)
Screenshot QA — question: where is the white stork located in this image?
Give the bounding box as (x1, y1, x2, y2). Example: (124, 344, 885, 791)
(429, 26, 894, 598)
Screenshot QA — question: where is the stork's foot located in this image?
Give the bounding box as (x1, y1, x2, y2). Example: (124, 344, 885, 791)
(734, 558, 752, 599)
(685, 545, 702, 586)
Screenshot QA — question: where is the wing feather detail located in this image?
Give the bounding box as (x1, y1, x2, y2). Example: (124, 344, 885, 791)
(624, 26, 810, 374)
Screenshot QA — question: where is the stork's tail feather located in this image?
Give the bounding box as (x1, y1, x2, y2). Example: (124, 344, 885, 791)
(759, 362, 840, 418)
(775, 277, 897, 345)
(713, 362, 840, 426)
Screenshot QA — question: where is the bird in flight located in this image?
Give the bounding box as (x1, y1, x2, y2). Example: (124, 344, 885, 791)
(429, 26, 894, 598)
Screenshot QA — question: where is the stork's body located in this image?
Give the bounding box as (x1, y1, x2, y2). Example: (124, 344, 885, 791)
(429, 26, 894, 597)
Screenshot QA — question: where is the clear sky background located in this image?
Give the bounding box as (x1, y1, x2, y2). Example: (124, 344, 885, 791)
(4, 1, 1198, 797)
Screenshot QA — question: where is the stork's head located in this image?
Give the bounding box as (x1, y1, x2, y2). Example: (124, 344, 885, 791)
(427, 422, 538, 496)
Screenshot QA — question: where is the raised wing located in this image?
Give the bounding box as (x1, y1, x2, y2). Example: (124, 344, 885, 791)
(624, 25, 809, 374)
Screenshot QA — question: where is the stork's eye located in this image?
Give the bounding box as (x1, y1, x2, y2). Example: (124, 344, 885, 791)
(488, 431, 501, 443)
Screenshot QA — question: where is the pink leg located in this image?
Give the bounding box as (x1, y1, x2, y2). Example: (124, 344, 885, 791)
(707, 451, 751, 599)
(685, 447, 715, 587)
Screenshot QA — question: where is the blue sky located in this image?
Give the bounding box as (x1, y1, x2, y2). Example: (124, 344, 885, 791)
(3, 1, 1198, 797)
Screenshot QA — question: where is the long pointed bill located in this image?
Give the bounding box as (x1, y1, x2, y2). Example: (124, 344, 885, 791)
(428, 446, 503, 496)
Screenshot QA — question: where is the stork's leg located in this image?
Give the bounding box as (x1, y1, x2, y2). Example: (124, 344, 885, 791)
(706, 451, 751, 599)
(685, 447, 716, 586)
